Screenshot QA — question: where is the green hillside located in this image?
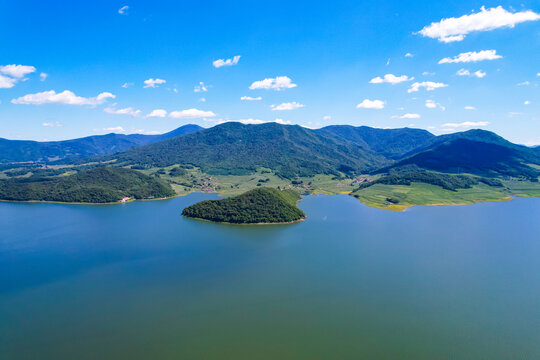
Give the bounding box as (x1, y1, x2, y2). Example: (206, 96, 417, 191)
(0, 167, 175, 203)
(182, 187, 305, 224)
(111, 122, 389, 178)
(391, 139, 540, 180)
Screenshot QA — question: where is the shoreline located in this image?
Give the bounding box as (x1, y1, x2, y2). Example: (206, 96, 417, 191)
(182, 215, 306, 226)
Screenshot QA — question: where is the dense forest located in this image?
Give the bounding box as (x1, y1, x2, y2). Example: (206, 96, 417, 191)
(355, 171, 504, 192)
(109, 122, 389, 178)
(182, 187, 305, 224)
(0, 167, 175, 203)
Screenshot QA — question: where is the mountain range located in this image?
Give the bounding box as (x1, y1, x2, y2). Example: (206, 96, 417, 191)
(0, 124, 202, 163)
(1, 122, 538, 180)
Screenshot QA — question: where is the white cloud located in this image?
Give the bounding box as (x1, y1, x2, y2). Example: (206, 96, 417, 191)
(457, 69, 486, 78)
(394, 113, 421, 119)
(96, 126, 126, 133)
(194, 81, 208, 92)
(11, 90, 115, 105)
(464, 106, 476, 110)
(422, 71, 435, 76)
(240, 96, 262, 101)
(118, 5, 129, 15)
(104, 106, 141, 117)
(213, 55, 241, 68)
(356, 99, 385, 109)
(424, 99, 446, 111)
(537, 73, 540, 77)
(0, 74, 17, 89)
(369, 74, 414, 84)
(418, 6, 540, 43)
(42, 122, 62, 127)
(143, 78, 166, 88)
(122, 82, 133, 88)
(217, 118, 291, 125)
(169, 108, 216, 119)
(199, 97, 206, 102)
(524, 100, 531, 105)
(146, 109, 167, 118)
(271, 102, 305, 111)
(249, 76, 297, 90)
(517, 81, 530, 86)
(408, 81, 448, 93)
(439, 50, 502, 64)
(323, 115, 332, 120)
(425, 100, 437, 108)
(39, 73, 48, 81)
(0, 64, 36, 78)
(405, 53, 414, 58)
(442, 121, 489, 128)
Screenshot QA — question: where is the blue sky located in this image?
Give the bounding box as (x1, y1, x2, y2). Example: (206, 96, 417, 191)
(0, 0, 539, 145)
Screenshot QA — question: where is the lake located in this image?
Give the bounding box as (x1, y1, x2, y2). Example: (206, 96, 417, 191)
(1, 194, 539, 359)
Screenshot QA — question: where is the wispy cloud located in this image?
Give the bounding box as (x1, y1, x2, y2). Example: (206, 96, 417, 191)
(104, 106, 141, 117)
(40, 73, 48, 81)
(439, 50, 501, 64)
(169, 108, 216, 119)
(356, 99, 385, 109)
(241, 96, 262, 101)
(442, 121, 489, 128)
(213, 55, 241, 68)
(464, 106, 476, 110)
(393, 113, 421, 119)
(249, 76, 297, 91)
(42, 122, 62, 127)
(271, 102, 305, 111)
(369, 74, 414, 84)
(118, 5, 129, 15)
(408, 81, 447, 93)
(517, 81, 530, 86)
(425, 99, 445, 110)
(457, 69, 486, 78)
(122, 82, 133, 88)
(12, 90, 115, 105)
(194, 81, 208, 93)
(95, 126, 126, 133)
(418, 6, 540, 43)
(143, 78, 166, 88)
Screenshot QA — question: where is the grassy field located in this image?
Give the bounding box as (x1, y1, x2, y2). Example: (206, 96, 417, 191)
(2, 162, 539, 210)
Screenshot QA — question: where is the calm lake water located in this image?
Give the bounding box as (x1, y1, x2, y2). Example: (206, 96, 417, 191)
(1, 194, 539, 359)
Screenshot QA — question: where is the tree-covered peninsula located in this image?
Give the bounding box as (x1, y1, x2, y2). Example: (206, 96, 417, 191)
(182, 187, 305, 224)
(0, 167, 175, 203)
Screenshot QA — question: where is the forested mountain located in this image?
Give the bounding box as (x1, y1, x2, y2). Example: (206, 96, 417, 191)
(0, 124, 202, 163)
(0, 167, 175, 203)
(317, 125, 435, 159)
(110, 122, 389, 178)
(182, 187, 305, 224)
(390, 138, 540, 180)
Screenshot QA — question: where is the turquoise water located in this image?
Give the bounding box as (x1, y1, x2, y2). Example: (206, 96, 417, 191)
(1, 194, 539, 359)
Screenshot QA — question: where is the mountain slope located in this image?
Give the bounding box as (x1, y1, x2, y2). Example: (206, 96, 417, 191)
(318, 125, 435, 159)
(110, 122, 389, 178)
(391, 138, 540, 180)
(0, 167, 175, 203)
(0, 124, 203, 163)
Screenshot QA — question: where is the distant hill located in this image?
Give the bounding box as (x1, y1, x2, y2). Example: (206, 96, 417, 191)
(391, 138, 540, 180)
(0, 124, 203, 163)
(182, 187, 305, 224)
(0, 167, 175, 203)
(110, 122, 389, 178)
(317, 125, 435, 159)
